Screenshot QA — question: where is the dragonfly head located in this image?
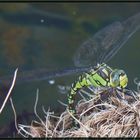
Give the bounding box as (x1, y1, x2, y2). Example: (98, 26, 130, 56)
(110, 69, 128, 88)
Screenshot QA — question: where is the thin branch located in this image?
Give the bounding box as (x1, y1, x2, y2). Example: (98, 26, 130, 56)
(67, 108, 90, 132)
(0, 68, 18, 114)
(10, 97, 19, 134)
(34, 89, 45, 127)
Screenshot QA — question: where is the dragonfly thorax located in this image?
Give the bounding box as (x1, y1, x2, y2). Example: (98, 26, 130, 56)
(89, 63, 128, 89)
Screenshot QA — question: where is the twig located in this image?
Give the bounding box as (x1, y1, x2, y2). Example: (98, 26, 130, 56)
(10, 98, 19, 134)
(67, 108, 90, 132)
(80, 103, 116, 117)
(34, 89, 46, 127)
(0, 68, 18, 114)
(57, 99, 67, 107)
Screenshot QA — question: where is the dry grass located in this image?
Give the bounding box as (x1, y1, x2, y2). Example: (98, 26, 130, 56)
(15, 83, 140, 138)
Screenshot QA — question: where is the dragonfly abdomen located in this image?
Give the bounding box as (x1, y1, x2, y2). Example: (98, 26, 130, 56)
(68, 73, 90, 114)
(68, 63, 112, 115)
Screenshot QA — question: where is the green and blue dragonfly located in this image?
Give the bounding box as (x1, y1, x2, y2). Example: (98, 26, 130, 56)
(1, 12, 140, 117)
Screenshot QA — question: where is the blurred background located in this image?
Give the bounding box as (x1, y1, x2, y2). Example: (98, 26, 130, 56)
(0, 3, 140, 137)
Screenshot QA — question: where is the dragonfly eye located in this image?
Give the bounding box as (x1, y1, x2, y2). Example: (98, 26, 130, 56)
(110, 70, 120, 87)
(118, 70, 125, 76)
(111, 69, 128, 88)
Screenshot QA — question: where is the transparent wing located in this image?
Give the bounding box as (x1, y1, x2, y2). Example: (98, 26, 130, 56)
(1, 12, 140, 85)
(0, 67, 90, 85)
(74, 12, 140, 67)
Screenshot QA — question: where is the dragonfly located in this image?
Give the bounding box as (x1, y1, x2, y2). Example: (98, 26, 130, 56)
(0, 12, 140, 117)
(65, 12, 140, 127)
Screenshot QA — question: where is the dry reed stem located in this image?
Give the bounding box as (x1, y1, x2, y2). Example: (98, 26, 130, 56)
(16, 82, 140, 137)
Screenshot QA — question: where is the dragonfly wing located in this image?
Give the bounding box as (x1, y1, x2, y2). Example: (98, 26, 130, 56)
(74, 12, 140, 67)
(1, 67, 90, 85)
(101, 12, 140, 63)
(1, 13, 140, 85)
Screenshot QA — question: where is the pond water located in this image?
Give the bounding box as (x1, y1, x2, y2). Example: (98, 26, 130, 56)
(0, 3, 140, 137)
